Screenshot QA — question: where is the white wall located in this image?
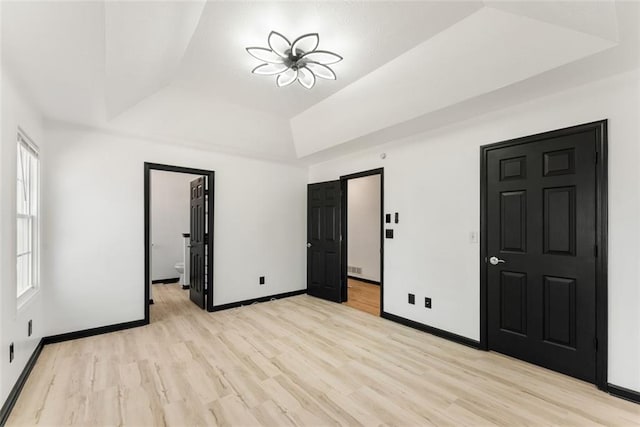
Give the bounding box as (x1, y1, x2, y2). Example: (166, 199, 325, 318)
(0, 68, 45, 404)
(150, 170, 193, 281)
(42, 124, 307, 336)
(347, 175, 381, 282)
(309, 70, 640, 392)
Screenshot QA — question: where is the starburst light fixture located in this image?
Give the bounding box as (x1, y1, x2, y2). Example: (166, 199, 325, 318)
(246, 31, 343, 89)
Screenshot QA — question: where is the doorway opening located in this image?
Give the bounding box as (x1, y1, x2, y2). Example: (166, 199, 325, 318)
(480, 120, 607, 389)
(306, 168, 384, 314)
(307, 168, 384, 316)
(144, 163, 215, 324)
(341, 169, 383, 316)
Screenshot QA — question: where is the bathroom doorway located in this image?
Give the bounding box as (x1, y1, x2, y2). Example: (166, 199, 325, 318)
(340, 168, 383, 316)
(144, 163, 215, 324)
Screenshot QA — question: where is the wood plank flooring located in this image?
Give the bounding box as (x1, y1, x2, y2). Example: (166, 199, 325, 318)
(8, 283, 639, 426)
(343, 278, 380, 316)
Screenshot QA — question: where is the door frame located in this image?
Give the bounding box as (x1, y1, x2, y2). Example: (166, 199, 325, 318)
(144, 162, 215, 322)
(479, 120, 608, 389)
(339, 168, 384, 314)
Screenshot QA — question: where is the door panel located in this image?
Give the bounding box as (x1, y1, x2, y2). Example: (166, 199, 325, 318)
(486, 129, 597, 383)
(543, 276, 576, 348)
(307, 181, 342, 302)
(543, 187, 576, 255)
(544, 148, 575, 176)
(189, 176, 206, 309)
(500, 190, 526, 253)
(500, 271, 527, 336)
(500, 156, 526, 180)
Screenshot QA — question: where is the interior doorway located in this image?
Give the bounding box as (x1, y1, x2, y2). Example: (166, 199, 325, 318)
(144, 163, 215, 324)
(306, 168, 384, 316)
(150, 170, 195, 287)
(341, 170, 383, 316)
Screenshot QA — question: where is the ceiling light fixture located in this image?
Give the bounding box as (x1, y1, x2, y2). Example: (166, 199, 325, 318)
(246, 31, 342, 89)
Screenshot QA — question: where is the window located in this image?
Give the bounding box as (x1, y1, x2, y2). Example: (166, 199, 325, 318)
(16, 132, 39, 300)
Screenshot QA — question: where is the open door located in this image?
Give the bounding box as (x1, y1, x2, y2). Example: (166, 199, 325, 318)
(189, 176, 206, 308)
(307, 181, 342, 302)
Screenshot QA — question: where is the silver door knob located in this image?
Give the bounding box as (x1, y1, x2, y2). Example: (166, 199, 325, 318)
(307, 243, 312, 248)
(489, 256, 506, 265)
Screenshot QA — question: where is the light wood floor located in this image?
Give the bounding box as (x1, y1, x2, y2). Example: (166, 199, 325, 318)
(8, 284, 639, 426)
(343, 278, 380, 316)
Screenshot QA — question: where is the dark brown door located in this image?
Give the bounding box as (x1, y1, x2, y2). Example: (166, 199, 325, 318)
(486, 128, 598, 382)
(307, 181, 342, 302)
(189, 176, 206, 309)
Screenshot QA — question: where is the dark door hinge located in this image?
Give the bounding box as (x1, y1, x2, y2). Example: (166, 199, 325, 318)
(594, 151, 598, 164)
(594, 337, 598, 350)
(594, 244, 598, 257)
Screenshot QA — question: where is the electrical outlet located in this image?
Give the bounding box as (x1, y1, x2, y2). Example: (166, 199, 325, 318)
(425, 297, 432, 309)
(386, 229, 394, 239)
(28, 319, 32, 337)
(259, 276, 265, 285)
(408, 293, 415, 305)
(9, 343, 14, 363)
(385, 214, 391, 223)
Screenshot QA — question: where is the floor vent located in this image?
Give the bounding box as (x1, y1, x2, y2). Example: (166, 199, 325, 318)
(348, 266, 362, 274)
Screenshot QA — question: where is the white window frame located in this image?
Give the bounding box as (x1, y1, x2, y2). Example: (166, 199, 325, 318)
(16, 130, 40, 308)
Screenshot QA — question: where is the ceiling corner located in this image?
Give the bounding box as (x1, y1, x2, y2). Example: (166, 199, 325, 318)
(104, 1, 207, 120)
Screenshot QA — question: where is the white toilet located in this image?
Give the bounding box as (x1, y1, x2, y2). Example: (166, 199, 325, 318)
(174, 261, 185, 285)
(175, 234, 190, 289)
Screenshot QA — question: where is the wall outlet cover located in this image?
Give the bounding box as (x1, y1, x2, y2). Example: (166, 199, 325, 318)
(408, 293, 415, 304)
(425, 297, 432, 309)
(259, 276, 265, 285)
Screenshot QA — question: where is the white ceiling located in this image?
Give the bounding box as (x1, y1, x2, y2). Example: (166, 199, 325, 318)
(173, 1, 483, 117)
(105, 1, 206, 119)
(1, 1, 638, 162)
